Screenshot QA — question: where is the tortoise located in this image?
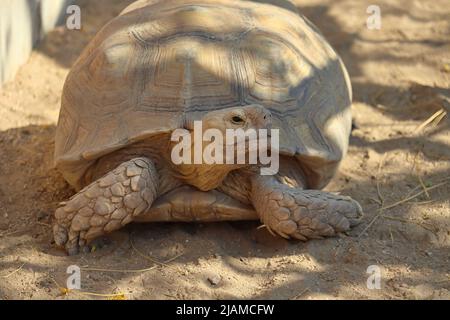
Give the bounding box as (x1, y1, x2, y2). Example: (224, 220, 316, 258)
(53, 0, 363, 255)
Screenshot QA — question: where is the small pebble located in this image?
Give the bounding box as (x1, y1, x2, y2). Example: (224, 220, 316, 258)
(36, 210, 47, 220)
(208, 274, 222, 286)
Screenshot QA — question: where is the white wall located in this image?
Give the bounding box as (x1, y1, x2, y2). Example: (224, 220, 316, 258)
(0, 0, 75, 86)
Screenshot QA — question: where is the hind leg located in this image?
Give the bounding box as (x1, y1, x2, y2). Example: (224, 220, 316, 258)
(53, 157, 158, 255)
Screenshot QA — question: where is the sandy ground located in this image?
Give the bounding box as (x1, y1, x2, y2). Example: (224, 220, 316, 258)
(0, 0, 449, 300)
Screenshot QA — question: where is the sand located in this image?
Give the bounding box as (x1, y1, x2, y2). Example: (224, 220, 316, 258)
(0, 0, 449, 299)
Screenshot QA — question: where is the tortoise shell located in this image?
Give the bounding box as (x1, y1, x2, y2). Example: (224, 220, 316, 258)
(55, 0, 352, 190)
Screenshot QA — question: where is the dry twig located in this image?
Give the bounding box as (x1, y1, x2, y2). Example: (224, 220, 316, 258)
(0, 263, 25, 278)
(359, 177, 449, 237)
(81, 252, 183, 273)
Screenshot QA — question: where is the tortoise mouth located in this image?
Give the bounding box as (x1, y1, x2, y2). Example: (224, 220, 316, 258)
(206, 136, 276, 167)
(225, 135, 278, 155)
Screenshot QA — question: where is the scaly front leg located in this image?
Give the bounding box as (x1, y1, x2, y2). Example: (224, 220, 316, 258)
(251, 175, 363, 240)
(53, 157, 158, 255)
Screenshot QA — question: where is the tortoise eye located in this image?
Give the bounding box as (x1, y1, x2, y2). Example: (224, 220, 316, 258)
(231, 116, 245, 124)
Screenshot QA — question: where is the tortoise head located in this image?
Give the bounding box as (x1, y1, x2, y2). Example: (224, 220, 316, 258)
(171, 104, 275, 190)
(189, 104, 274, 164)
